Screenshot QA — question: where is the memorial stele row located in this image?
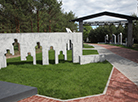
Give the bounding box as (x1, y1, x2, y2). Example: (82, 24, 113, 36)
(105, 33, 122, 44)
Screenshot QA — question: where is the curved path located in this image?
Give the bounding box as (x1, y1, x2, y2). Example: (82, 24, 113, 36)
(19, 44, 138, 102)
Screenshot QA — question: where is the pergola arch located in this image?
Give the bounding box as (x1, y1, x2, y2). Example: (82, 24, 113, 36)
(71, 11, 138, 47)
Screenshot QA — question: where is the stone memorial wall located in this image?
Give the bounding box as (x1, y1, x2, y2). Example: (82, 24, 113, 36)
(0, 33, 82, 69)
(0, 32, 105, 69)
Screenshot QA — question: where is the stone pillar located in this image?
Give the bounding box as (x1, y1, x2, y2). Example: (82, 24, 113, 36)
(114, 35, 116, 44)
(32, 51, 36, 65)
(118, 34, 119, 44)
(42, 48, 49, 65)
(55, 50, 58, 64)
(86, 37, 89, 42)
(1, 55, 7, 68)
(105, 35, 108, 43)
(132, 38, 134, 45)
(64, 50, 67, 61)
(107, 35, 108, 41)
(112, 34, 116, 44)
(120, 33, 122, 45)
(127, 19, 133, 47)
(118, 33, 122, 44)
(68, 40, 70, 50)
(125, 38, 127, 45)
(105, 36, 106, 43)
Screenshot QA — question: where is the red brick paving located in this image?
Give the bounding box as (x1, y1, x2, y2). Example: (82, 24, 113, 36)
(96, 44, 138, 63)
(18, 44, 138, 102)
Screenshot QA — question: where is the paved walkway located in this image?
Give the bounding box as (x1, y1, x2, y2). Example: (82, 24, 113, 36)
(19, 44, 138, 102)
(92, 44, 138, 86)
(96, 44, 138, 63)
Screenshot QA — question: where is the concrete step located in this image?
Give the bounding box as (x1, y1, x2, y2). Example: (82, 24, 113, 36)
(0, 81, 37, 102)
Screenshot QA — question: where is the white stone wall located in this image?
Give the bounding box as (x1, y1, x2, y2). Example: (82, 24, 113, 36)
(80, 54, 105, 65)
(0, 32, 106, 69)
(0, 33, 82, 69)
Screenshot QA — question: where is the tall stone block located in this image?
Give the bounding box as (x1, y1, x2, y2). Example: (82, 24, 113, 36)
(105, 34, 108, 43)
(118, 33, 122, 45)
(112, 34, 116, 44)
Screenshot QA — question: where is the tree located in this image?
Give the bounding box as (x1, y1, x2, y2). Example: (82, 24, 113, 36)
(89, 24, 125, 43)
(0, 0, 35, 33)
(0, 0, 78, 33)
(83, 24, 92, 42)
(32, 0, 62, 32)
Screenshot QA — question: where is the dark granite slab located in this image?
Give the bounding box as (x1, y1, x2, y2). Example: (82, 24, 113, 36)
(0, 81, 37, 102)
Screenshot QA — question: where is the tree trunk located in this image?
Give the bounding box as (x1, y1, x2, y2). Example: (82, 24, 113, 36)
(37, 10, 40, 48)
(15, 17, 18, 33)
(18, 43, 20, 51)
(11, 24, 13, 33)
(15, 17, 20, 50)
(49, 20, 51, 32)
(15, 17, 20, 33)
(37, 10, 39, 32)
(31, 20, 33, 32)
(17, 19, 20, 33)
(2, 23, 4, 33)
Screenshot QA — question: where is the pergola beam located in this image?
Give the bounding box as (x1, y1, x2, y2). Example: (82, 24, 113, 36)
(71, 11, 138, 47)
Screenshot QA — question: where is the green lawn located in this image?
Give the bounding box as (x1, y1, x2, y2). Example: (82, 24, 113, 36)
(83, 44, 94, 48)
(83, 50, 98, 55)
(0, 50, 112, 99)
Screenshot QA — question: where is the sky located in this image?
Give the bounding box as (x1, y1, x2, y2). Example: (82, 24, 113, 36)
(59, 0, 138, 22)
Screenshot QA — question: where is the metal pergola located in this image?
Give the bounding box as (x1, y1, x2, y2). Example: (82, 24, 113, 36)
(83, 20, 128, 26)
(71, 11, 138, 47)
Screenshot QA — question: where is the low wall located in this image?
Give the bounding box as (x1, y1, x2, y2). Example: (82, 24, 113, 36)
(80, 54, 105, 65)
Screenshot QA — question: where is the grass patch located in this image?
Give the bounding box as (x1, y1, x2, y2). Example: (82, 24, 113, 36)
(83, 50, 98, 55)
(83, 44, 94, 48)
(0, 50, 112, 99)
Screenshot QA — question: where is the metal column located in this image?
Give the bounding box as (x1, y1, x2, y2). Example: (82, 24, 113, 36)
(127, 19, 133, 47)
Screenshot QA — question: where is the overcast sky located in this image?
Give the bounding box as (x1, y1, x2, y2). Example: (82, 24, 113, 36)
(60, 0, 137, 21)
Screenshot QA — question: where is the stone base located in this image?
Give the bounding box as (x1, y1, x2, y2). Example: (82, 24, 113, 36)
(80, 54, 105, 65)
(0, 81, 37, 102)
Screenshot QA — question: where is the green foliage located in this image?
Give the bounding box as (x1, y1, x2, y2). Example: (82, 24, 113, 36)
(89, 24, 127, 43)
(83, 44, 94, 48)
(89, 26, 109, 43)
(0, 0, 77, 33)
(88, 13, 138, 43)
(0, 50, 112, 99)
(83, 50, 98, 55)
(83, 24, 92, 42)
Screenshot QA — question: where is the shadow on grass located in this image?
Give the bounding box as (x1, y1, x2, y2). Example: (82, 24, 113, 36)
(7, 59, 75, 66)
